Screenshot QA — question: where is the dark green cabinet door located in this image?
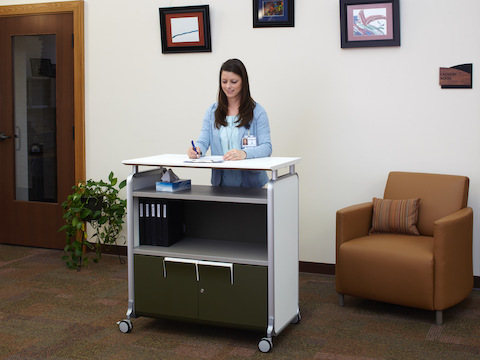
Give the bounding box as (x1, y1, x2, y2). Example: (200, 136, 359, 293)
(134, 255, 198, 319)
(198, 264, 267, 329)
(134, 254, 163, 316)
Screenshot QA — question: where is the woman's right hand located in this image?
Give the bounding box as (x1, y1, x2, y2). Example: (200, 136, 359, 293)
(188, 146, 201, 159)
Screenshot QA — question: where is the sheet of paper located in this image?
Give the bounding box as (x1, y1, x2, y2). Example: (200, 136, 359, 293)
(184, 156, 224, 163)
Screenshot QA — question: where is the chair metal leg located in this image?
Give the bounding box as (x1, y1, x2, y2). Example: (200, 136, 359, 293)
(435, 310, 444, 325)
(338, 293, 344, 306)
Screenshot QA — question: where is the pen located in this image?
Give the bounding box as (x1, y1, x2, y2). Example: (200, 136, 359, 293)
(191, 140, 199, 156)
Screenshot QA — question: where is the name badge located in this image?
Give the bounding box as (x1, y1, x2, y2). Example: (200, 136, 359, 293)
(242, 135, 257, 149)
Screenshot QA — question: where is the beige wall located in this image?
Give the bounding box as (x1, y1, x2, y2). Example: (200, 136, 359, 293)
(3, 0, 480, 275)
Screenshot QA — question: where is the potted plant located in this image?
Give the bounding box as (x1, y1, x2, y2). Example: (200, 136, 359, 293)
(59, 171, 127, 270)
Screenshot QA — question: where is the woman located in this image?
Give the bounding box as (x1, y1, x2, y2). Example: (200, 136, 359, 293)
(188, 59, 272, 188)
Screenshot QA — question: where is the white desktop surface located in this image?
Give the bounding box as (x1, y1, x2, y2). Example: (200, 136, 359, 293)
(122, 154, 301, 171)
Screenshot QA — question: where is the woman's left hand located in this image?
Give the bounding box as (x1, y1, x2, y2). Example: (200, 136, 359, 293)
(223, 149, 247, 161)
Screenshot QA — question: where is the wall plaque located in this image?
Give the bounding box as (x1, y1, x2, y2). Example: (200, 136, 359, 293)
(439, 64, 472, 89)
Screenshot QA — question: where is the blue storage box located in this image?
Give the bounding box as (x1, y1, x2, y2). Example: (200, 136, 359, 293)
(155, 179, 191, 192)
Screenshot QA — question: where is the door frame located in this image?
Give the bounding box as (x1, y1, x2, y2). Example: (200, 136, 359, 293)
(0, 0, 85, 183)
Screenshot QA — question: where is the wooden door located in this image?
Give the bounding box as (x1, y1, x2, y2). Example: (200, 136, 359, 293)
(0, 14, 75, 249)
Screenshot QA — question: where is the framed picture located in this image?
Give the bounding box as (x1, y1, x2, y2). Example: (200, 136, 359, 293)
(253, 0, 294, 28)
(340, 0, 400, 48)
(159, 5, 211, 54)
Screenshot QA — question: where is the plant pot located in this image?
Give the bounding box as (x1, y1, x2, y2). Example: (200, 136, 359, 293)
(82, 196, 103, 222)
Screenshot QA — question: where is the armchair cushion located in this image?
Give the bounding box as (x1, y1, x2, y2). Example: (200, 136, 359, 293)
(337, 233, 435, 310)
(369, 197, 420, 236)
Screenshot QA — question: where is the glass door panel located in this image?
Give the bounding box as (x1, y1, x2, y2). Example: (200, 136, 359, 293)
(13, 34, 57, 202)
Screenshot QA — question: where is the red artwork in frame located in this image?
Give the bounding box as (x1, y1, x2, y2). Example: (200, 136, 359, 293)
(159, 5, 211, 53)
(340, 0, 400, 48)
(346, 3, 393, 42)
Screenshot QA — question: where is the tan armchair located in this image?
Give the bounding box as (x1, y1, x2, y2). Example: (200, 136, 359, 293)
(336, 172, 473, 325)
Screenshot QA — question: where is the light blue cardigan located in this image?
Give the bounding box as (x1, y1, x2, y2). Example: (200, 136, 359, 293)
(196, 102, 272, 188)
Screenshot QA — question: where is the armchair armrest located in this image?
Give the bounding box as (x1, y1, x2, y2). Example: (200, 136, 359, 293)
(336, 202, 373, 261)
(433, 207, 473, 309)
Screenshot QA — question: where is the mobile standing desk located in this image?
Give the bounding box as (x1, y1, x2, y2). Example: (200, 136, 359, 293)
(118, 154, 301, 352)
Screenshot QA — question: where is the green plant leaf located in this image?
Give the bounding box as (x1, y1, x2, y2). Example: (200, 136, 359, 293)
(80, 209, 92, 219)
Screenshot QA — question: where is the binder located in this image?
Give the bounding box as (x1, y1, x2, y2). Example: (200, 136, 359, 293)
(160, 199, 183, 247)
(139, 199, 146, 245)
(144, 199, 152, 245)
(150, 201, 158, 246)
(153, 200, 163, 246)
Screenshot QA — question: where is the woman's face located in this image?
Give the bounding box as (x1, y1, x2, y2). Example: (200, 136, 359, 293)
(221, 71, 242, 102)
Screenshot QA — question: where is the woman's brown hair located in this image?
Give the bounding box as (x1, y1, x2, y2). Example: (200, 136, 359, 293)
(214, 59, 256, 129)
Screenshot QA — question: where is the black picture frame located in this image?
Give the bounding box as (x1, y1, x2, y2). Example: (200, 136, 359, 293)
(340, 0, 400, 48)
(253, 0, 294, 28)
(159, 5, 212, 54)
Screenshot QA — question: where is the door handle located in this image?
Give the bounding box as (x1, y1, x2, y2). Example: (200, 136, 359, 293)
(0, 132, 12, 141)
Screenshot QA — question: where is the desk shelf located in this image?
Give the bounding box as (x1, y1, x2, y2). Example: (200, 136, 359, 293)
(133, 184, 267, 204)
(134, 238, 267, 266)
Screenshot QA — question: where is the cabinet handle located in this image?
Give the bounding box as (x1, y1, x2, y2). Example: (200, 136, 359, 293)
(198, 260, 234, 285)
(163, 257, 199, 281)
(162, 258, 235, 285)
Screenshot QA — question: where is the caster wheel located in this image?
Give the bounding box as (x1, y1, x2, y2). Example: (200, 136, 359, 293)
(291, 311, 301, 324)
(118, 319, 132, 333)
(258, 337, 273, 353)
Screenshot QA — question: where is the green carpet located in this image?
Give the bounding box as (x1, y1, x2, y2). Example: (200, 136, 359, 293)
(0, 244, 479, 359)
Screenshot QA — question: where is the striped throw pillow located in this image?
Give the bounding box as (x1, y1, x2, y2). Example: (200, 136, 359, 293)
(369, 198, 420, 236)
